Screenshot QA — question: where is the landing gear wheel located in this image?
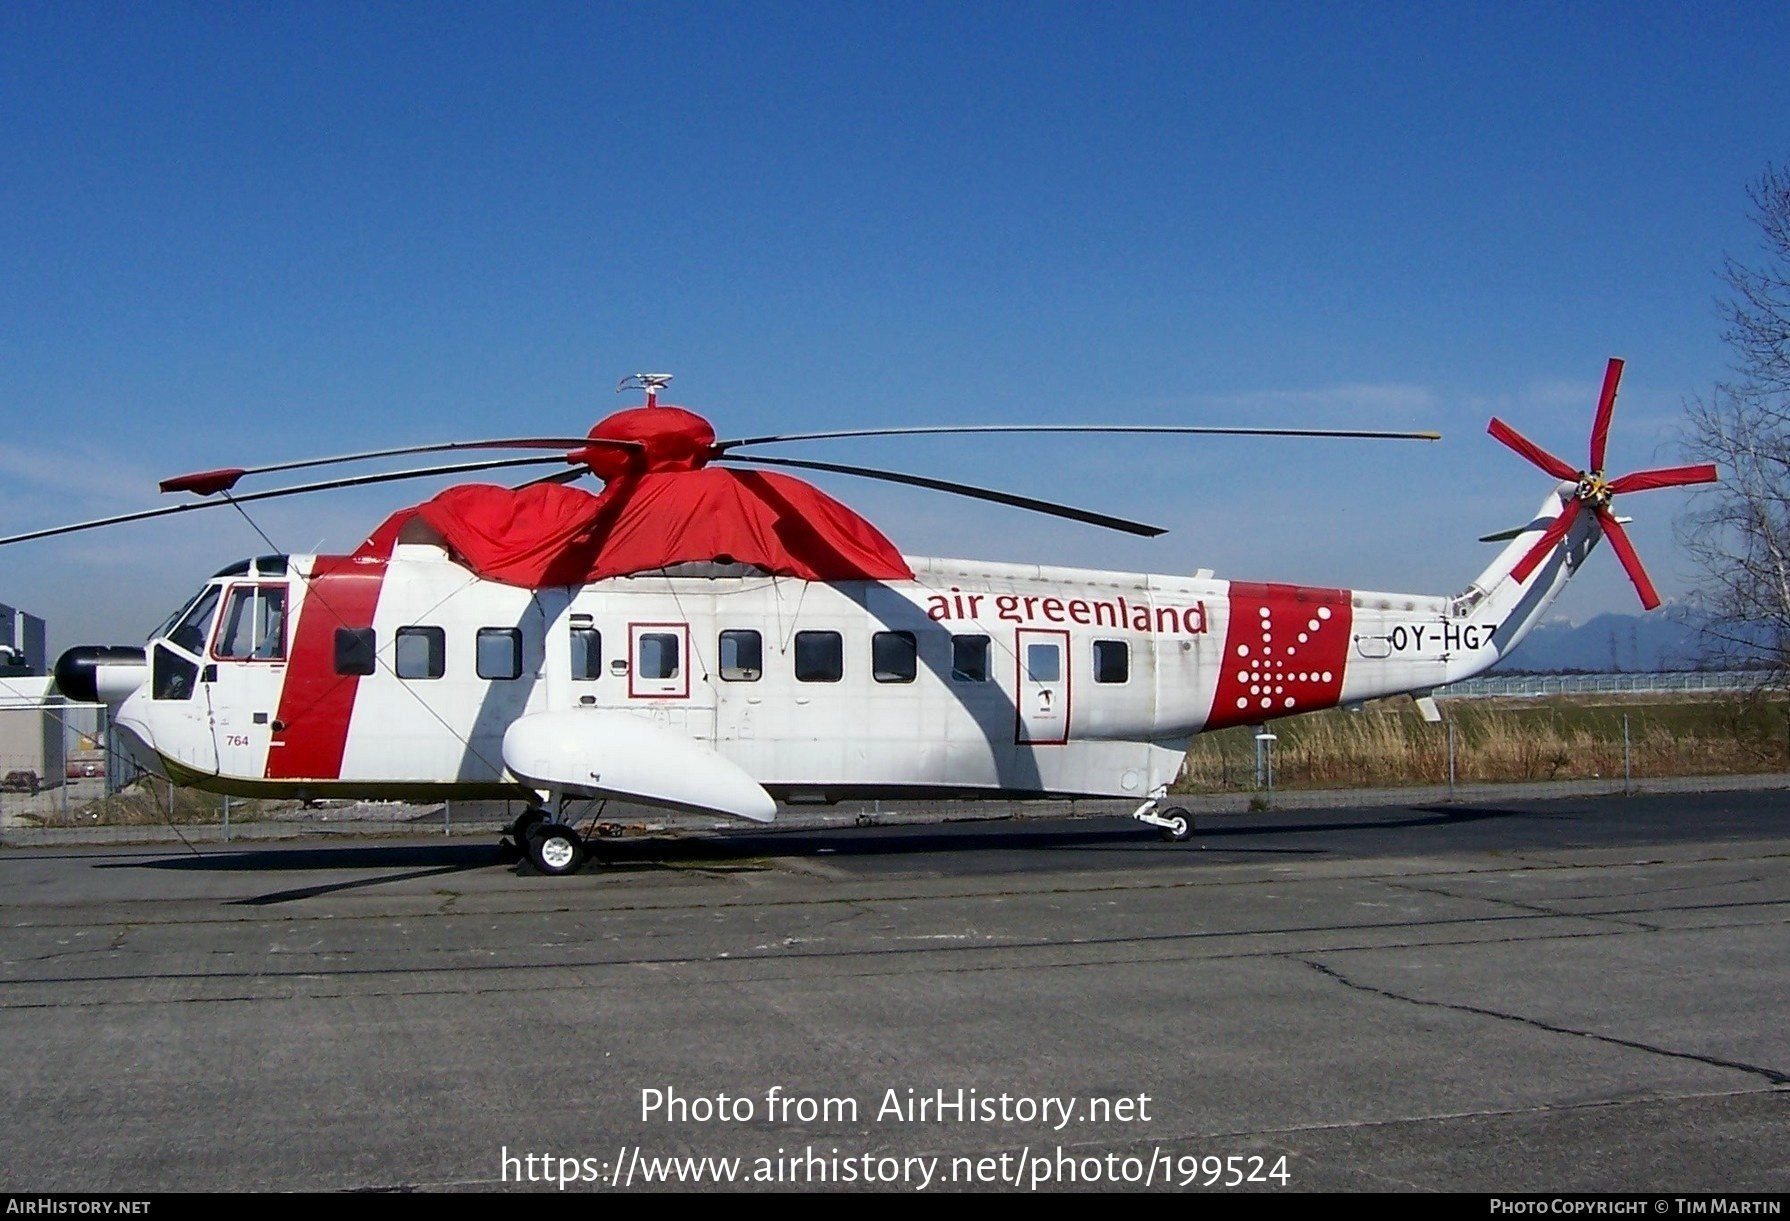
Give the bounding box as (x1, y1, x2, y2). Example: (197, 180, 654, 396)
(1158, 807, 1194, 843)
(526, 822, 587, 876)
(500, 807, 548, 863)
(510, 807, 547, 842)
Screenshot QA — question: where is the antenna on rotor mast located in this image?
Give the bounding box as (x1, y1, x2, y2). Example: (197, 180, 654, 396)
(617, 373, 674, 408)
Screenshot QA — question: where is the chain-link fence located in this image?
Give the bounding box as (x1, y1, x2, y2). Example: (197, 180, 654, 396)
(5, 690, 1788, 845)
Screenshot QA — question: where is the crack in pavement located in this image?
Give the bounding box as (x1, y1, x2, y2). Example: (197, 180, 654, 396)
(1381, 878, 1665, 932)
(1303, 958, 1790, 1086)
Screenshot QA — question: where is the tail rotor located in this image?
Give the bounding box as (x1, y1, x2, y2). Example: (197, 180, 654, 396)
(1486, 358, 1718, 610)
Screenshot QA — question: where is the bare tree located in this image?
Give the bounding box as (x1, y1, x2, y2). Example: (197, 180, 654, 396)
(1680, 163, 1790, 675)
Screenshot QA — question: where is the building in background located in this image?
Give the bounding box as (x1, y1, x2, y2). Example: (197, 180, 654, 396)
(0, 603, 79, 802)
(0, 603, 47, 678)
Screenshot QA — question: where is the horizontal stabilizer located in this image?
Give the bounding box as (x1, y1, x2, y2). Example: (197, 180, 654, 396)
(1478, 524, 1531, 543)
(503, 710, 776, 822)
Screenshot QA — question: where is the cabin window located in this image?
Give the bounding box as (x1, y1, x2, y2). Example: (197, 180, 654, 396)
(794, 631, 843, 683)
(336, 626, 377, 676)
(570, 626, 602, 680)
(1025, 642, 1060, 683)
(477, 627, 523, 680)
(396, 626, 446, 679)
(872, 631, 917, 683)
(1093, 639, 1129, 684)
(638, 632, 680, 680)
(719, 630, 762, 681)
(335, 628, 376, 676)
(214, 585, 287, 661)
(951, 634, 990, 682)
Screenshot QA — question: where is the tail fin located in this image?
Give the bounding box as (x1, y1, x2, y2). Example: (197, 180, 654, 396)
(1446, 483, 1598, 680)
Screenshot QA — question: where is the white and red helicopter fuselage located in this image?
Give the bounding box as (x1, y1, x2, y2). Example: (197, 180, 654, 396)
(95, 491, 1580, 815)
(35, 361, 1713, 870)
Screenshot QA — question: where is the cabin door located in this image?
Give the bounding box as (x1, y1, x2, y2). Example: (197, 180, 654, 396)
(205, 582, 289, 781)
(602, 621, 718, 744)
(1015, 628, 1070, 745)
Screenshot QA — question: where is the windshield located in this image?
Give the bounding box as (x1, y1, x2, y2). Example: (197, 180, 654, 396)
(149, 587, 209, 644)
(161, 585, 221, 656)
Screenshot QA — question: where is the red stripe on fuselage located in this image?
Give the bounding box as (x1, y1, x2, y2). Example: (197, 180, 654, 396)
(264, 555, 388, 781)
(1205, 581, 1353, 732)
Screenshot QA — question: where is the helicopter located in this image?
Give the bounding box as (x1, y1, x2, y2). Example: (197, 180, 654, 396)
(5, 362, 1715, 875)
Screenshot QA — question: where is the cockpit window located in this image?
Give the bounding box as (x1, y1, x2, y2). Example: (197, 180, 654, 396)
(165, 586, 221, 656)
(152, 645, 198, 701)
(214, 585, 287, 661)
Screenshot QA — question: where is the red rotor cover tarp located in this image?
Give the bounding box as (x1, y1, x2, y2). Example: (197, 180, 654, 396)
(353, 404, 914, 584)
(366, 469, 912, 585)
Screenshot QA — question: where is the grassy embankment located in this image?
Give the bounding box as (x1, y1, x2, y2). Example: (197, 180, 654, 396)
(1175, 692, 1790, 792)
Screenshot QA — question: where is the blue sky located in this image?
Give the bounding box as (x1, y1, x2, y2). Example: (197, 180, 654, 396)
(2, 2, 1786, 649)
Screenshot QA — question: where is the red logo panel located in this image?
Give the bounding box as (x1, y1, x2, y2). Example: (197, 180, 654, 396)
(1204, 582, 1353, 732)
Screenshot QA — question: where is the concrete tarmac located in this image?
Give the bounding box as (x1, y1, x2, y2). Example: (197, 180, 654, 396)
(1, 790, 1786, 1193)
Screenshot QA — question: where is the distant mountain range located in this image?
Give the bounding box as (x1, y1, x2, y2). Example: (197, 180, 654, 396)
(1493, 612, 1715, 673)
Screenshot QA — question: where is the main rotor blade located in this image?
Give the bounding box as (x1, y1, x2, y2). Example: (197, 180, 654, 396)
(1607, 463, 1720, 494)
(1509, 498, 1584, 584)
(0, 455, 568, 548)
(160, 436, 636, 496)
(1588, 357, 1624, 473)
(1487, 418, 1580, 483)
(713, 423, 1442, 452)
(1595, 505, 1661, 610)
(718, 453, 1167, 537)
(512, 468, 588, 490)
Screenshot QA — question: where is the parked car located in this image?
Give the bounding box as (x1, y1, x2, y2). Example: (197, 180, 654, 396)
(2, 770, 41, 795)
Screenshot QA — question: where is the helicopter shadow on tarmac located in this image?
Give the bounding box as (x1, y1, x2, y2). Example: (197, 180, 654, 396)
(95, 802, 1524, 904)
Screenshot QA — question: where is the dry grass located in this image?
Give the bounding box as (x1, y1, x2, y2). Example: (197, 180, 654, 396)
(1177, 692, 1790, 792)
(18, 784, 291, 828)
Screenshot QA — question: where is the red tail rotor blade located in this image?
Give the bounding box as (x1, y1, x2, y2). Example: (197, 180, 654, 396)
(1588, 357, 1624, 472)
(1488, 418, 1580, 482)
(1595, 506, 1661, 610)
(1607, 464, 1720, 494)
(1509, 498, 1584, 583)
